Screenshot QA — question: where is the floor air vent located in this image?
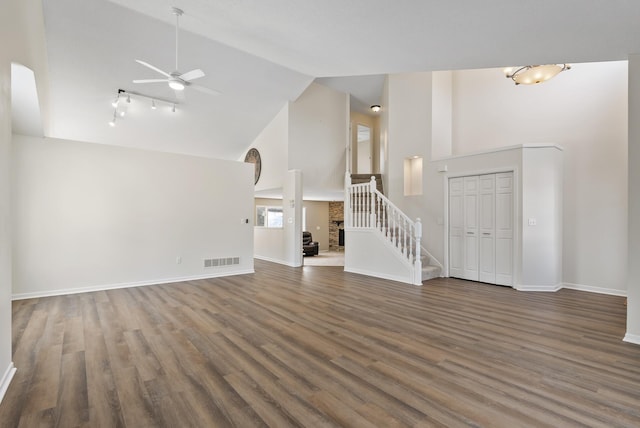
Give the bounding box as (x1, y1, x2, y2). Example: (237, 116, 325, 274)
(204, 257, 240, 268)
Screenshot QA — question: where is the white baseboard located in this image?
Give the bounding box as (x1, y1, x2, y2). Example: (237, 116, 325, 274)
(514, 283, 563, 292)
(0, 362, 16, 404)
(623, 333, 640, 346)
(562, 282, 627, 297)
(344, 267, 414, 286)
(12, 269, 255, 301)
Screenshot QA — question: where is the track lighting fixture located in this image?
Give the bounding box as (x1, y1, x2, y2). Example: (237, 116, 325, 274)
(108, 89, 179, 125)
(108, 108, 117, 127)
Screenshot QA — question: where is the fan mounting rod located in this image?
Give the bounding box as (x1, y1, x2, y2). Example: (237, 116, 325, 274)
(172, 7, 183, 72)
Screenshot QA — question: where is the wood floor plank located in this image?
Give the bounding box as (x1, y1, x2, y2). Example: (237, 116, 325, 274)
(1, 260, 640, 427)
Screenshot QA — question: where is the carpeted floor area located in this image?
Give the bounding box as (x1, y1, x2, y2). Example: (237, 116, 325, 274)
(303, 250, 344, 266)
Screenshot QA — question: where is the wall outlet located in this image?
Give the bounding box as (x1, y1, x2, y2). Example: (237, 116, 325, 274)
(176, 256, 182, 264)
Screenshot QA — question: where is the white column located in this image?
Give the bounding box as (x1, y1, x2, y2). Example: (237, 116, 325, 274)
(626, 54, 640, 344)
(284, 169, 303, 267)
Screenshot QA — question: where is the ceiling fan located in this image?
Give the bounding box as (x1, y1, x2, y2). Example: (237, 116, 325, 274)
(133, 7, 220, 98)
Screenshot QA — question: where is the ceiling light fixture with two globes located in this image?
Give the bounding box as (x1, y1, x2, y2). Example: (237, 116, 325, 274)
(503, 64, 571, 85)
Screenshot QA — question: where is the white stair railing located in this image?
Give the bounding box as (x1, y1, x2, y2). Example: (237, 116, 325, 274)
(345, 174, 423, 284)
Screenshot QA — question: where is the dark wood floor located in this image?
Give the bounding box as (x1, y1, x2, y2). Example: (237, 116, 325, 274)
(1, 260, 639, 427)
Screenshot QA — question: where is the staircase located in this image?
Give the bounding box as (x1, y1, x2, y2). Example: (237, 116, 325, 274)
(344, 174, 442, 285)
(350, 174, 384, 193)
(421, 251, 442, 281)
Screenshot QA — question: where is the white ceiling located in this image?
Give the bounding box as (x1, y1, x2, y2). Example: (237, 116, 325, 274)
(40, 0, 640, 160)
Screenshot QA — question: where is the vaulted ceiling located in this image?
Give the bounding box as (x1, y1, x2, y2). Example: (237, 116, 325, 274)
(40, 0, 640, 160)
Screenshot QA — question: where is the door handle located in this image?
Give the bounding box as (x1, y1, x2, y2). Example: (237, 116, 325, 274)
(482, 232, 491, 235)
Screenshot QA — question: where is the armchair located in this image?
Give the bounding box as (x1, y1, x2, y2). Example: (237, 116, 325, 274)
(302, 231, 319, 256)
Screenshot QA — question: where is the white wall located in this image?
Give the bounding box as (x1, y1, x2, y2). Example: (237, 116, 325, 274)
(451, 62, 628, 293)
(0, 59, 12, 402)
(289, 82, 348, 200)
(383, 72, 447, 267)
(12, 135, 255, 298)
(385, 72, 433, 216)
(432, 71, 453, 159)
(521, 147, 564, 289)
(0, 0, 50, 401)
(247, 104, 289, 194)
(627, 55, 640, 344)
(345, 229, 415, 284)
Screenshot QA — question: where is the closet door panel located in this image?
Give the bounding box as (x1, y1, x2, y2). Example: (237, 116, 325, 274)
(463, 176, 479, 280)
(479, 175, 496, 283)
(449, 172, 514, 286)
(495, 172, 513, 285)
(449, 178, 464, 278)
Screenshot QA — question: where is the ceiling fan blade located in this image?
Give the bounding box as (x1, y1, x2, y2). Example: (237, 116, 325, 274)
(133, 79, 168, 84)
(179, 69, 205, 82)
(190, 84, 221, 96)
(135, 60, 171, 78)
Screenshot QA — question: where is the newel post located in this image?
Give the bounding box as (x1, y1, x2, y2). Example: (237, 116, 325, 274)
(370, 176, 377, 228)
(414, 218, 423, 285)
(344, 172, 352, 228)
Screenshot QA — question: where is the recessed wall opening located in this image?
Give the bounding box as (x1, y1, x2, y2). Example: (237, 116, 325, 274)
(404, 156, 423, 196)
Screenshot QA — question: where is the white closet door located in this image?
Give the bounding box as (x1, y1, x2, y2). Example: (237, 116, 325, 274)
(463, 176, 479, 280)
(495, 172, 514, 285)
(478, 174, 496, 283)
(448, 177, 464, 278)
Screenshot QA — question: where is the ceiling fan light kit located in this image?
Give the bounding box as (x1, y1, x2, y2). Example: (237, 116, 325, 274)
(168, 78, 185, 91)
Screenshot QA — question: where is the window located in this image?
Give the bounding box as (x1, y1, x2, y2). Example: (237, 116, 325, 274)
(256, 205, 284, 228)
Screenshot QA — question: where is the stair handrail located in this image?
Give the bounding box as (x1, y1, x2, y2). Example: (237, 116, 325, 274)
(345, 175, 422, 283)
